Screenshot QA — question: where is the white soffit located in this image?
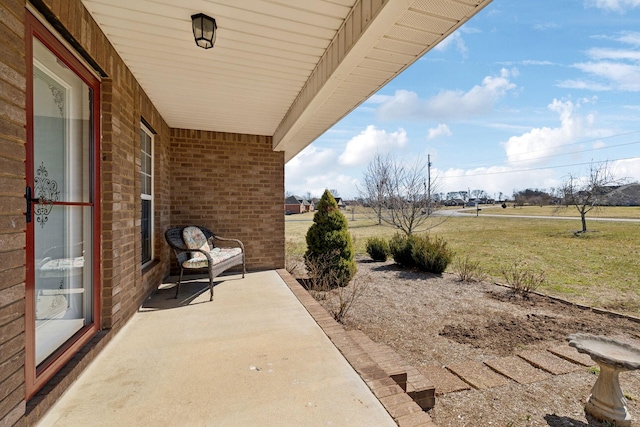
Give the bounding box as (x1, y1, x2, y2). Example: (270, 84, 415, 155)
(80, 0, 491, 162)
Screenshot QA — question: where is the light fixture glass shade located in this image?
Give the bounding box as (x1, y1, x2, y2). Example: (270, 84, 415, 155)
(191, 13, 217, 49)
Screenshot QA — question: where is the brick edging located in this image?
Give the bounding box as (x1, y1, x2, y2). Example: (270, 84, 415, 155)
(275, 269, 437, 427)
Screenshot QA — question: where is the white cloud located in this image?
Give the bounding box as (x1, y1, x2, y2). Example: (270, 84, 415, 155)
(557, 79, 612, 91)
(585, 0, 640, 12)
(377, 69, 517, 121)
(501, 99, 601, 166)
(615, 31, 640, 46)
(587, 47, 640, 61)
(521, 60, 555, 66)
(285, 145, 342, 196)
(612, 157, 640, 181)
(427, 124, 452, 140)
(365, 94, 390, 104)
(592, 140, 607, 149)
(559, 31, 640, 91)
(338, 125, 408, 167)
(572, 61, 640, 91)
(533, 22, 560, 31)
(434, 31, 468, 57)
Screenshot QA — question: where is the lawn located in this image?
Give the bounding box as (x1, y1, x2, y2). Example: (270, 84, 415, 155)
(286, 208, 640, 314)
(461, 204, 640, 218)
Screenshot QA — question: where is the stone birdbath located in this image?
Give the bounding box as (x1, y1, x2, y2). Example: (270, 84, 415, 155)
(568, 333, 640, 427)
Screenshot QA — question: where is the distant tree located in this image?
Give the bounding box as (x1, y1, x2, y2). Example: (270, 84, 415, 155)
(513, 188, 552, 207)
(305, 190, 356, 286)
(513, 189, 525, 207)
(558, 161, 624, 233)
(304, 191, 313, 202)
(358, 154, 444, 235)
(329, 189, 340, 198)
(470, 189, 487, 199)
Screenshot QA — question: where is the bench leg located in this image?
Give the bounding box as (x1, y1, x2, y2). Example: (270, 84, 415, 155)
(175, 268, 184, 299)
(208, 272, 214, 301)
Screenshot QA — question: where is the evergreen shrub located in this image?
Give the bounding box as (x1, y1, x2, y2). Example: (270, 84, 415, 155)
(305, 190, 356, 287)
(366, 237, 390, 262)
(411, 235, 454, 274)
(389, 233, 416, 267)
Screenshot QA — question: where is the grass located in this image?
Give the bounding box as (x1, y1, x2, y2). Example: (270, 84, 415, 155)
(286, 208, 640, 315)
(463, 204, 640, 219)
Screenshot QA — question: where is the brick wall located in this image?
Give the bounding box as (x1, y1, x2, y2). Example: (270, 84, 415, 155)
(0, 0, 27, 424)
(0, 0, 175, 423)
(170, 129, 285, 271)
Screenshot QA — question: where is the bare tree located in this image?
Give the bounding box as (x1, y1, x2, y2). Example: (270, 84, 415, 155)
(304, 191, 313, 202)
(359, 153, 392, 225)
(359, 154, 444, 235)
(558, 161, 624, 233)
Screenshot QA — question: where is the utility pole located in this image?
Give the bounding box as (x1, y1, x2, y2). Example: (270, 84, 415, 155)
(427, 154, 432, 215)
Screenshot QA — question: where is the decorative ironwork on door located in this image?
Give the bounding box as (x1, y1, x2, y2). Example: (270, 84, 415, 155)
(25, 161, 60, 228)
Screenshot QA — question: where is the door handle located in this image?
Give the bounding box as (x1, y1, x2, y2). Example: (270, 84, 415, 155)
(25, 186, 40, 223)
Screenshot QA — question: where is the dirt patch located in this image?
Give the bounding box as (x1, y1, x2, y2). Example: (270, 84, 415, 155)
(440, 312, 582, 356)
(302, 256, 640, 427)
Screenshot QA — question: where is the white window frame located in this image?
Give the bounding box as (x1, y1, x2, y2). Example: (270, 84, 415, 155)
(141, 123, 154, 267)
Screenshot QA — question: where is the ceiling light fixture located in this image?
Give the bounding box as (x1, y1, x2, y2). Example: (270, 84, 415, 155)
(191, 13, 217, 49)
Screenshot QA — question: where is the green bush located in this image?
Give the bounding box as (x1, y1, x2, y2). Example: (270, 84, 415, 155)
(389, 233, 453, 273)
(305, 190, 356, 287)
(411, 235, 454, 274)
(389, 233, 417, 267)
(366, 237, 390, 261)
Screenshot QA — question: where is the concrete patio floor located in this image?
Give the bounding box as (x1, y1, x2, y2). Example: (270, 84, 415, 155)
(36, 271, 397, 427)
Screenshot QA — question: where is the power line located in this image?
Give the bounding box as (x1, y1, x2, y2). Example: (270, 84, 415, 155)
(439, 156, 640, 180)
(456, 130, 640, 168)
(502, 139, 640, 166)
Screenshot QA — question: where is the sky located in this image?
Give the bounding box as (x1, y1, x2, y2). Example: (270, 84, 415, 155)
(285, 0, 640, 200)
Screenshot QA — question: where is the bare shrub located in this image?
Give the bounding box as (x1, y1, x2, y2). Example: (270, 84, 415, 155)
(500, 262, 545, 294)
(453, 255, 488, 283)
(325, 274, 369, 324)
(305, 251, 368, 323)
(285, 239, 303, 276)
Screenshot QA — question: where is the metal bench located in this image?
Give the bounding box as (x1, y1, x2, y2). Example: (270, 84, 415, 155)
(164, 225, 245, 301)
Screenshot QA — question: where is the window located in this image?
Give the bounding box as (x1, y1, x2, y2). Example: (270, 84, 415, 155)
(141, 124, 154, 266)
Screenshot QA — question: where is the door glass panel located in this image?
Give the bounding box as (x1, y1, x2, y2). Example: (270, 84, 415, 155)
(32, 38, 94, 366)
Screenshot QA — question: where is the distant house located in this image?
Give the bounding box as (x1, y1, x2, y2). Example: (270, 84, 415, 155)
(444, 198, 465, 206)
(284, 196, 314, 214)
(334, 197, 346, 209)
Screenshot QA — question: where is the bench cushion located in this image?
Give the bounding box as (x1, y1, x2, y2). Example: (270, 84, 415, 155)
(182, 226, 211, 261)
(182, 247, 243, 269)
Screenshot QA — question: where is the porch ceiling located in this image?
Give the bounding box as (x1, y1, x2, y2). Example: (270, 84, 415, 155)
(81, 0, 491, 162)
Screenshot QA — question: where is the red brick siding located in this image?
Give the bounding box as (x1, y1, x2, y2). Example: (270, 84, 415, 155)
(0, 0, 27, 424)
(0, 0, 173, 423)
(29, 0, 173, 330)
(170, 129, 285, 271)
